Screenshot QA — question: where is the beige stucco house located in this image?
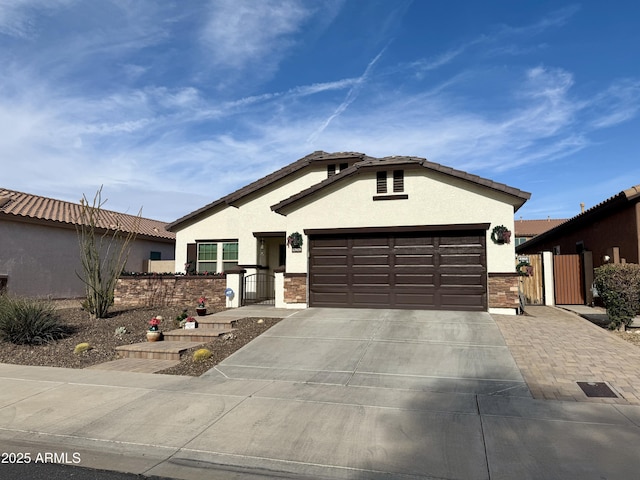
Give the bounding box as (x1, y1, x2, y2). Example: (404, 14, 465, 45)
(167, 151, 530, 314)
(0, 188, 175, 298)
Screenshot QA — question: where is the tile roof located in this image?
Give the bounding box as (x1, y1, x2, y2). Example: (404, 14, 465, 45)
(514, 219, 568, 237)
(166, 151, 367, 230)
(516, 183, 640, 251)
(271, 155, 531, 214)
(0, 188, 174, 241)
(168, 151, 531, 230)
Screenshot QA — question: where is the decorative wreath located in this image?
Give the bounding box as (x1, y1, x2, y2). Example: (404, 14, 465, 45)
(516, 260, 533, 277)
(287, 232, 303, 248)
(491, 225, 512, 244)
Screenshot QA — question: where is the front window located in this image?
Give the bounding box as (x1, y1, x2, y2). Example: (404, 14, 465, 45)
(197, 243, 217, 273)
(222, 242, 239, 271)
(196, 241, 238, 273)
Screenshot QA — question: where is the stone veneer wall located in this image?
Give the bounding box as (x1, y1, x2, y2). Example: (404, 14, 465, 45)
(488, 273, 519, 310)
(114, 276, 227, 309)
(284, 273, 307, 304)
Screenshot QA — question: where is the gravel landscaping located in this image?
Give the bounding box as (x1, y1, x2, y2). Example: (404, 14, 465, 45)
(1, 300, 638, 378)
(0, 302, 282, 377)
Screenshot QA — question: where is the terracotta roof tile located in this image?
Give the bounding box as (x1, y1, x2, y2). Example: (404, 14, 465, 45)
(0, 188, 174, 241)
(514, 219, 568, 237)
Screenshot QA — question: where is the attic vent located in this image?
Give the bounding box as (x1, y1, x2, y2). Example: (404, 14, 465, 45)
(0, 196, 11, 209)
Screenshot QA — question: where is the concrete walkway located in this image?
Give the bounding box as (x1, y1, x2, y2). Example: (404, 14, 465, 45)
(1, 306, 640, 479)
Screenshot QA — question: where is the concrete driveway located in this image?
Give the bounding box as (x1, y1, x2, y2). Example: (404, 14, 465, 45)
(207, 308, 531, 397)
(3, 307, 640, 480)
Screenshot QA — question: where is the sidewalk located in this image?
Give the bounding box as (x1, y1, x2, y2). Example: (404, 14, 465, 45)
(1, 306, 640, 479)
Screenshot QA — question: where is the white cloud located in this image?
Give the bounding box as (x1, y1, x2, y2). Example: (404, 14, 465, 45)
(589, 79, 640, 128)
(200, 0, 313, 71)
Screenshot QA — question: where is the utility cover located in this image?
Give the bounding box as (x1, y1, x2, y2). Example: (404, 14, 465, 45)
(577, 382, 618, 398)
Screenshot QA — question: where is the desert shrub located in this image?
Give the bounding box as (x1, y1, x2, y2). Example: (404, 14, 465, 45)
(193, 348, 212, 362)
(74, 342, 92, 354)
(0, 295, 72, 344)
(593, 263, 640, 329)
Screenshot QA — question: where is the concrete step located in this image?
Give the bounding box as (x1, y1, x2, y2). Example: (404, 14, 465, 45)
(162, 327, 235, 342)
(115, 340, 204, 361)
(193, 316, 237, 330)
(87, 358, 180, 373)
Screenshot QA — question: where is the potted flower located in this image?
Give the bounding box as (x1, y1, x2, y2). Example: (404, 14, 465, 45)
(182, 316, 198, 329)
(196, 296, 207, 316)
(147, 316, 162, 342)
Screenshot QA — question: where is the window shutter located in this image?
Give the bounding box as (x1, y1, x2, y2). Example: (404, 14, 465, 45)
(393, 170, 404, 192)
(327, 164, 336, 177)
(376, 171, 387, 193)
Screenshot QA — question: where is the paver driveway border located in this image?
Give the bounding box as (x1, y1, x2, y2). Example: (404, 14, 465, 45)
(494, 305, 640, 405)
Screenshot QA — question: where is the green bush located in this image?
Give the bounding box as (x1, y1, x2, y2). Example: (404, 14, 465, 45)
(593, 263, 640, 329)
(0, 295, 72, 345)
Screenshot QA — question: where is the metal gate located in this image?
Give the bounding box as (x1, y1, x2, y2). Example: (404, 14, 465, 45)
(243, 273, 275, 306)
(554, 254, 584, 305)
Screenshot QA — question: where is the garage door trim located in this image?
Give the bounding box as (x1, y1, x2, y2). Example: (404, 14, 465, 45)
(305, 223, 490, 236)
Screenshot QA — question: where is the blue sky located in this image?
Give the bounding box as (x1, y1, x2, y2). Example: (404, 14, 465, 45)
(1, 1, 639, 222)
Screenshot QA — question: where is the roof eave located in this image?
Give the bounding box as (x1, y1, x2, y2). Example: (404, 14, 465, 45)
(515, 191, 636, 252)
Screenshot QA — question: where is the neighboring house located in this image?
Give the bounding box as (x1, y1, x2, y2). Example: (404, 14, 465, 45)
(0, 188, 175, 298)
(167, 151, 530, 314)
(516, 184, 640, 268)
(514, 218, 567, 246)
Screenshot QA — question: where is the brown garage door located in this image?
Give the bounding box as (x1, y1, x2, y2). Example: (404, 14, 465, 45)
(309, 231, 487, 310)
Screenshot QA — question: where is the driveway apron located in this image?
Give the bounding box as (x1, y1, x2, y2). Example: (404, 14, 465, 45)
(209, 308, 530, 397)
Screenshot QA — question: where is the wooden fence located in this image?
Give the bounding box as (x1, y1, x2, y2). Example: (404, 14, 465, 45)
(517, 254, 543, 305)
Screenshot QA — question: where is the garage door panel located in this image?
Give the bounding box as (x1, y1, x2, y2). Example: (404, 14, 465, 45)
(352, 237, 389, 246)
(352, 255, 390, 265)
(439, 235, 483, 246)
(395, 254, 435, 266)
(312, 237, 348, 246)
(353, 293, 392, 305)
(440, 274, 484, 286)
(310, 274, 348, 285)
(440, 253, 484, 266)
(352, 274, 391, 285)
(441, 294, 486, 308)
(394, 236, 435, 246)
(395, 274, 435, 285)
(309, 231, 487, 311)
(312, 256, 348, 266)
(314, 292, 350, 307)
(395, 293, 436, 306)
